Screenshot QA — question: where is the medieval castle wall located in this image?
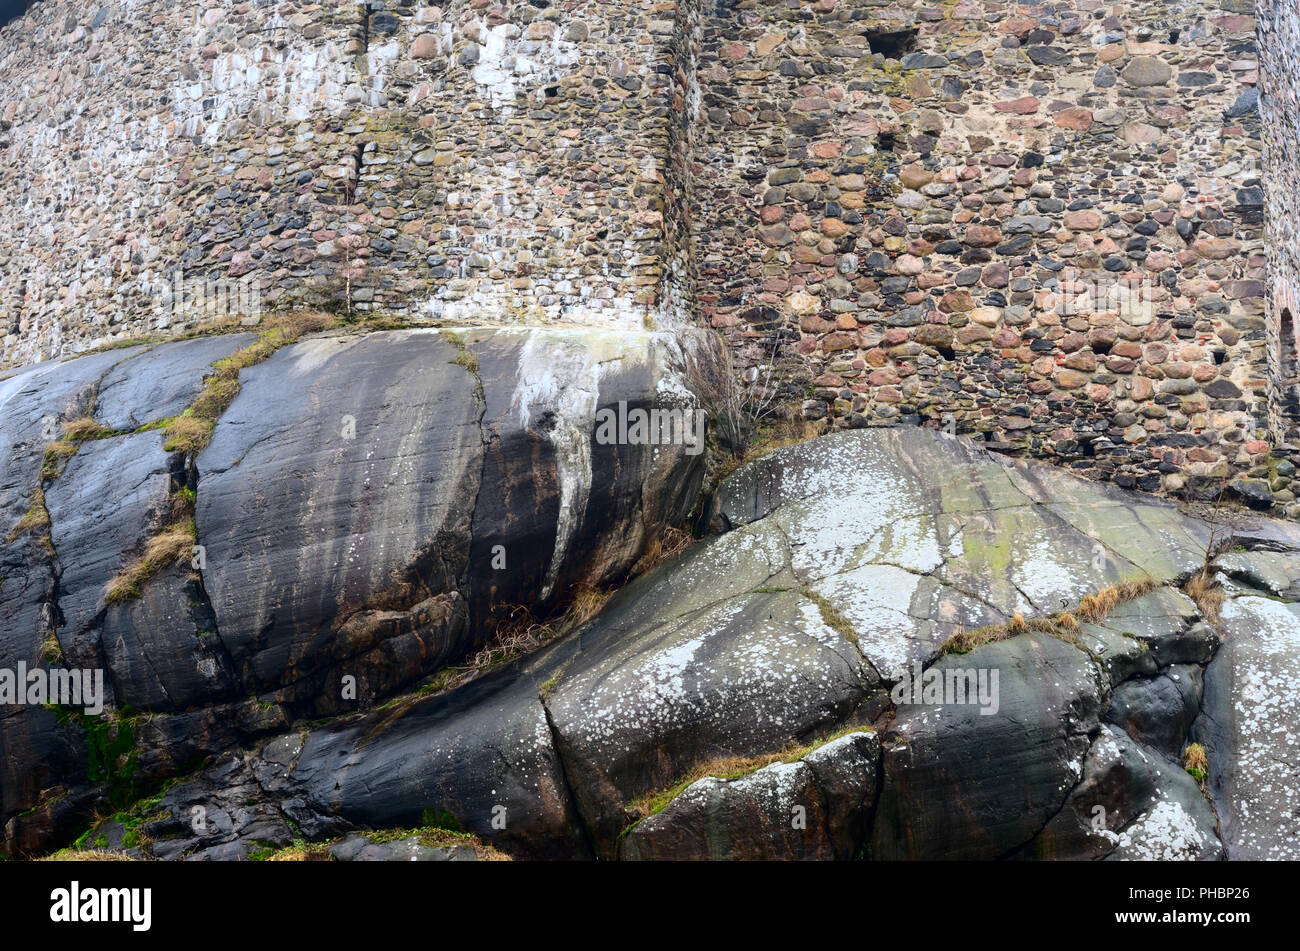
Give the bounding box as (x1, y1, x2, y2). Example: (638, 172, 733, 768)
(1259, 0, 1300, 449)
(2, 0, 1297, 511)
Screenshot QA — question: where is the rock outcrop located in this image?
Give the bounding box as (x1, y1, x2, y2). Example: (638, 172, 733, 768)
(1, 326, 720, 854)
(30, 424, 1300, 862)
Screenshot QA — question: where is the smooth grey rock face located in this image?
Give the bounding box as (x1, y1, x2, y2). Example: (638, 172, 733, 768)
(0, 347, 148, 835)
(12, 388, 1300, 862)
(94, 335, 255, 431)
(195, 331, 483, 705)
(714, 428, 1208, 675)
(46, 432, 177, 650)
(622, 761, 831, 861)
(288, 637, 593, 860)
(546, 587, 877, 853)
(1195, 590, 1300, 859)
(1023, 725, 1221, 861)
(0, 347, 145, 536)
(1106, 665, 1202, 759)
(871, 633, 1103, 861)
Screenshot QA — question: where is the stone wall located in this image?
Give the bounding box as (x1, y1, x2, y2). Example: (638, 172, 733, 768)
(1258, 0, 1300, 448)
(698, 0, 1274, 507)
(0, 0, 694, 368)
(3, 0, 1299, 511)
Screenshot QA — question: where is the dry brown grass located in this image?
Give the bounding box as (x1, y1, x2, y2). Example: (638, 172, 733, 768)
(627, 723, 872, 820)
(41, 438, 81, 480)
(939, 579, 1161, 656)
(40, 417, 120, 480)
(162, 310, 341, 455)
(411, 586, 613, 700)
(422, 611, 563, 695)
(564, 584, 612, 629)
(630, 526, 694, 577)
(8, 486, 51, 543)
(1183, 742, 1208, 785)
(1078, 577, 1160, 623)
(1183, 570, 1225, 625)
(265, 842, 334, 862)
(452, 348, 479, 374)
(161, 415, 213, 455)
(61, 417, 112, 441)
(940, 623, 1014, 655)
(712, 417, 823, 486)
(104, 520, 195, 606)
(40, 849, 137, 861)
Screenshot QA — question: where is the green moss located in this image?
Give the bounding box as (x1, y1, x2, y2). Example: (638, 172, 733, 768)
(248, 843, 278, 862)
(419, 808, 463, 833)
(962, 527, 1015, 578)
(538, 674, 560, 699)
(804, 589, 860, 646)
(52, 706, 140, 810)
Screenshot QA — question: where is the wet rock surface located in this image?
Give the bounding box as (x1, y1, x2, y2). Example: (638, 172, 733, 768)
(0, 327, 718, 854)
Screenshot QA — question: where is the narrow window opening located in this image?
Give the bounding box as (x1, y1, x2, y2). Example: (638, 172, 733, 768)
(1280, 308, 1300, 421)
(864, 28, 919, 61)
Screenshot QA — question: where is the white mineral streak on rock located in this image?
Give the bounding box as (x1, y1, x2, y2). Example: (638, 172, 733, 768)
(1010, 533, 1085, 611)
(503, 328, 701, 601)
(512, 333, 601, 601)
(811, 564, 921, 675)
(565, 589, 852, 752)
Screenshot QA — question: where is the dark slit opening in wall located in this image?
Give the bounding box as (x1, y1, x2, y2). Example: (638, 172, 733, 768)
(1281, 308, 1300, 420)
(864, 28, 919, 61)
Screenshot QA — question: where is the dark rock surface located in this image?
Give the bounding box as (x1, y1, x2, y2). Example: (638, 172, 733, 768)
(0, 327, 719, 855)
(9, 413, 1300, 862)
(620, 731, 878, 861)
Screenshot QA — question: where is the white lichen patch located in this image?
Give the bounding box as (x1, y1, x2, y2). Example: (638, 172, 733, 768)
(1216, 594, 1300, 859)
(808, 564, 927, 674)
(553, 592, 862, 768)
(1112, 797, 1208, 860)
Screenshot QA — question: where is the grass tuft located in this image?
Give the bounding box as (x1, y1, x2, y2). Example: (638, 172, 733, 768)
(1183, 742, 1208, 785)
(8, 486, 51, 543)
(940, 578, 1160, 656)
(40, 849, 137, 862)
(162, 310, 342, 456)
(626, 723, 872, 823)
(630, 526, 694, 577)
(1182, 571, 1224, 625)
(805, 589, 860, 646)
(103, 516, 196, 606)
